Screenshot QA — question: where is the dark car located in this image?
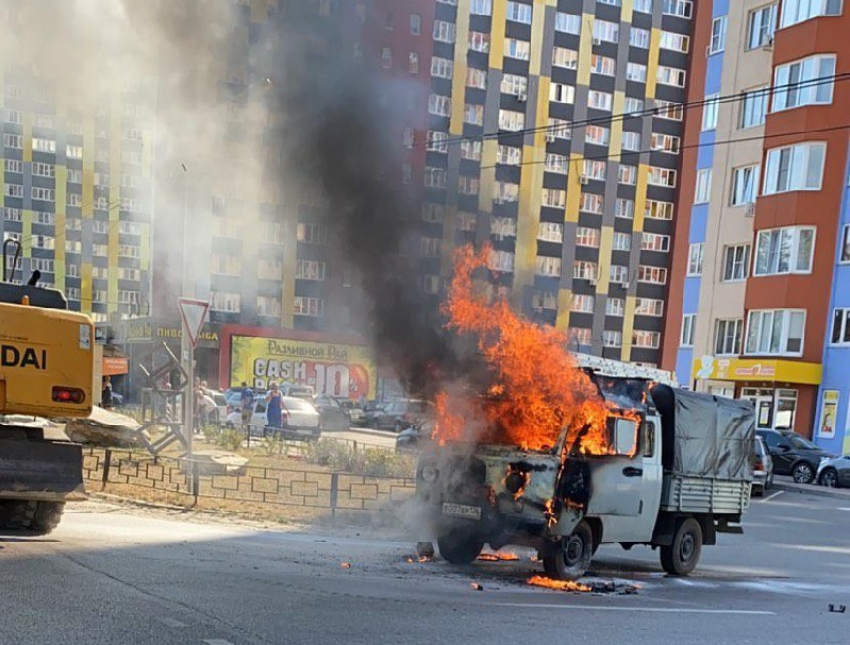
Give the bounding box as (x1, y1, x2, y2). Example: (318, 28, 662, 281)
(366, 399, 435, 432)
(816, 455, 850, 488)
(756, 429, 835, 484)
(314, 395, 351, 431)
(396, 422, 433, 453)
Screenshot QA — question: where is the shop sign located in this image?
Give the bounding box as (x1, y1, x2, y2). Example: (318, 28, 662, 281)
(693, 356, 822, 385)
(818, 389, 839, 439)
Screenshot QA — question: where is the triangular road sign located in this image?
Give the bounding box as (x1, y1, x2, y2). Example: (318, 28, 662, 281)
(178, 298, 210, 349)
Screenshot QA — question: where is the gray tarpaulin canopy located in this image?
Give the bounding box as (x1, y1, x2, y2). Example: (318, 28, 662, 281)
(651, 385, 755, 481)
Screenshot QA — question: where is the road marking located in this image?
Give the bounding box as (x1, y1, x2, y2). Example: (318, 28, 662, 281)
(202, 640, 235, 645)
(762, 490, 784, 502)
(159, 617, 187, 628)
(495, 603, 775, 616)
(837, 507, 850, 512)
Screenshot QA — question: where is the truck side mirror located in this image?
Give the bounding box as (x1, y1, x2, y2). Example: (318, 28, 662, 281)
(607, 417, 638, 456)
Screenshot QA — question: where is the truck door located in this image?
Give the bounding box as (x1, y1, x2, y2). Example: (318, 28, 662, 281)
(586, 418, 660, 544)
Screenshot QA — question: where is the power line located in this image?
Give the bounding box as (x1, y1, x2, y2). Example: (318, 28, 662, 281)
(422, 71, 850, 149)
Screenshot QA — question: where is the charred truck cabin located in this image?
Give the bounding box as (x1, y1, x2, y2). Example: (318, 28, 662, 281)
(417, 362, 755, 580)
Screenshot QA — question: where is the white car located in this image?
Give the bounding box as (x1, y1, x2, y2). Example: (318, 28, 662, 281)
(226, 395, 321, 441)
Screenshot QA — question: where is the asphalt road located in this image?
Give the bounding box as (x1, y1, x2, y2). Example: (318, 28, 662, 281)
(1, 490, 848, 645)
(322, 426, 397, 450)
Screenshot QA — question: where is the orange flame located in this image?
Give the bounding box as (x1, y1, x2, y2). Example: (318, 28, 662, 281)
(433, 245, 634, 454)
(528, 575, 591, 592)
(477, 550, 520, 562)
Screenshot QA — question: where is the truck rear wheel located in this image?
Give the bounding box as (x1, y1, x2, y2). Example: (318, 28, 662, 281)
(0, 501, 65, 535)
(660, 517, 702, 576)
(542, 521, 594, 581)
(437, 528, 484, 565)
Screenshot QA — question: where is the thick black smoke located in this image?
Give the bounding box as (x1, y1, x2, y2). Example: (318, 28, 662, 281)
(267, 3, 473, 398)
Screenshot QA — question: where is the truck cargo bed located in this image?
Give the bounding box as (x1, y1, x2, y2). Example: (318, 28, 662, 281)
(661, 475, 750, 515)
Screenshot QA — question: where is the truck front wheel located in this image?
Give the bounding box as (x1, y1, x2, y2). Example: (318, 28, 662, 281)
(437, 528, 484, 565)
(0, 500, 65, 535)
(542, 521, 594, 581)
(660, 517, 702, 576)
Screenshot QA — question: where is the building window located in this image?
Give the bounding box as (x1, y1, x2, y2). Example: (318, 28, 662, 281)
(633, 331, 661, 349)
(648, 167, 677, 187)
(433, 20, 456, 43)
(4, 184, 23, 198)
(745, 309, 806, 356)
(584, 160, 607, 180)
(635, 0, 652, 12)
(780, 0, 841, 28)
(630, 27, 650, 48)
(659, 31, 690, 53)
(576, 226, 601, 248)
(501, 73, 528, 96)
(715, 319, 744, 356)
(536, 255, 562, 277)
(466, 67, 487, 89)
(642, 233, 671, 253)
(297, 222, 328, 245)
(410, 13, 421, 35)
(468, 31, 490, 52)
(651, 133, 681, 154)
(402, 127, 415, 149)
(571, 294, 595, 314)
(603, 331, 623, 348)
(550, 83, 575, 104)
(694, 169, 712, 203)
(636, 298, 664, 316)
(461, 139, 483, 161)
(459, 176, 481, 195)
(773, 54, 836, 111)
(552, 47, 578, 69)
(687, 243, 704, 276)
(709, 16, 727, 53)
(621, 131, 641, 152)
(681, 314, 696, 347)
(4, 133, 22, 148)
(657, 66, 686, 88)
(747, 4, 778, 49)
(293, 296, 324, 318)
(489, 250, 516, 273)
(618, 165, 637, 185)
(840, 224, 850, 263)
(831, 308, 850, 345)
(591, 55, 617, 76)
(763, 142, 826, 194)
(625, 97, 644, 115)
(702, 94, 719, 130)
(585, 125, 610, 146)
(428, 93, 451, 116)
(471, 0, 493, 15)
(409, 52, 419, 74)
(506, 1, 532, 23)
(723, 244, 751, 281)
(588, 90, 613, 111)
(607, 298, 625, 317)
(506, 38, 531, 60)
(542, 188, 566, 208)
(580, 193, 604, 214)
(638, 265, 668, 284)
(431, 57, 453, 79)
(593, 20, 619, 43)
(610, 265, 629, 284)
(532, 291, 558, 311)
(424, 167, 447, 188)
(573, 261, 599, 281)
(210, 292, 241, 313)
(615, 199, 635, 219)
(4, 159, 22, 173)
(730, 165, 760, 205)
(662, 0, 693, 18)
(545, 153, 567, 174)
(296, 260, 327, 281)
(613, 232, 632, 251)
(493, 181, 519, 203)
(426, 130, 449, 152)
(498, 145, 522, 165)
(381, 47, 392, 68)
(555, 12, 581, 34)
(498, 109, 524, 131)
(754, 226, 816, 275)
(32, 137, 56, 153)
(31, 187, 55, 202)
(210, 254, 242, 277)
(740, 87, 768, 128)
(537, 222, 563, 243)
(655, 101, 684, 121)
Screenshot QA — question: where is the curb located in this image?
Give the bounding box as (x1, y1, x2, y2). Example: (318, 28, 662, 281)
(329, 427, 398, 439)
(771, 481, 850, 500)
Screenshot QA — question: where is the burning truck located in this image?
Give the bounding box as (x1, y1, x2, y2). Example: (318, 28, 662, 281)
(415, 248, 754, 580)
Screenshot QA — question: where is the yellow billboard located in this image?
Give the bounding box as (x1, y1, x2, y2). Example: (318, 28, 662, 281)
(229, 335, 377, 400)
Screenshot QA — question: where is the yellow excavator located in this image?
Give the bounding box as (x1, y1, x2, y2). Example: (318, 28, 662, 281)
(0, 239, 92, 534)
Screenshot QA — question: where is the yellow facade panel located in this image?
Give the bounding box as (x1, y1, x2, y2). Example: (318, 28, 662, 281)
(620, 295, 637, 361)
(54, 166, 67, 290)
(22, 114, 32, 163)
(576, 14, 595, 87)
(489, 0, 508, 65)
(556, 288, 572, 331)
(645, 28, 662, 99)
(22, 210, 32, 259)
(595, 226, 614, 296)
(633, 164, 650, 233)
(565, 154, 583, 224)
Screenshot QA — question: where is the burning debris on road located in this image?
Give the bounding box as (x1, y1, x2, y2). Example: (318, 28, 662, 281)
(527, 576, 640, 595)
(477, 550, 520, 562)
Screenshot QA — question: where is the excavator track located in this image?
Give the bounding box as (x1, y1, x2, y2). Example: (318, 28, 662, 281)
(0, 500, 65, 535)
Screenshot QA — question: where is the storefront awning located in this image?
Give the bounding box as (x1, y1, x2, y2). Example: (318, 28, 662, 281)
(102, 356, 130, 376)
(692, 357, 822, 385)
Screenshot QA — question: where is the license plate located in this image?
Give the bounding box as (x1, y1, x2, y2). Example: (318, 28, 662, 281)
(442, 503, 482, 520)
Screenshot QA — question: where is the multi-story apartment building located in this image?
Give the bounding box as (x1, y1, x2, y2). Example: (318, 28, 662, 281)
(420, 0, 694, 366)
(665, 0, 850, 452)
(0, 13, 153, 324)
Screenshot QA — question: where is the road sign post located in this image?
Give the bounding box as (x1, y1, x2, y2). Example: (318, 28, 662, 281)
(178, 298, 210, 463)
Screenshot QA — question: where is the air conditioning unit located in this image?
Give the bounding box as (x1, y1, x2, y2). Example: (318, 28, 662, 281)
(744, 203, 756, 218)
(620, 280, 630, 289)
(545, 132, 556, 143)
(516, 91, 527, 102)
(589, 278, 598, 286)
(592, 37, 602, 46)
(580, 175, 590, 185)
(761, 37, 774, 51)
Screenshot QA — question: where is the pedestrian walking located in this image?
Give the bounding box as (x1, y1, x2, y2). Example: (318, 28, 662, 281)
(101, 377, 113, 409)
(265, 382, 283, 436)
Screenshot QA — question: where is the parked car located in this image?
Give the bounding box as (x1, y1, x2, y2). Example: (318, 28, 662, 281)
(225, 395, 321, 441)
(817, 455, 850, 488)
(395, 422, 433, 453)
(314, 395, 351, 431)
(366, 399, 435, 432)
(336, 398, 365, 426)
(284, 384, 316, 401)
(755, 429, 835, 484)
(752, 435, 774, 496)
